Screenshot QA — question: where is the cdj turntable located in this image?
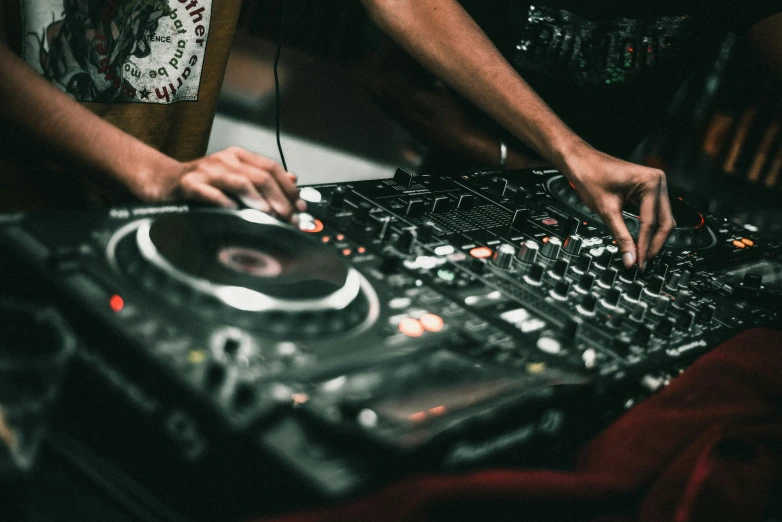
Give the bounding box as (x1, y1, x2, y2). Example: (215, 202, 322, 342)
(0, 168, 780, 521)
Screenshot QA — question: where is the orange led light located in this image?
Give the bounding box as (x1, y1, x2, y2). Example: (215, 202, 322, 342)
(741, 238, 754, 247)
(109, 294, 124, 312)
(358, 247, 367, 254)
(409, 411, 427, 423)
(419, 313, 444, 332)
(336, 234, 345, 241)
(469, 246, 493, 259)
(342, 248, 352, 256)
(321, 236, 331, 243)
(542, 236, 549, 243)
(399, 317, 424, 337)
(429, 405, 447, 416)
(302, 219, 324, 233)
(732, 240, 746, 249)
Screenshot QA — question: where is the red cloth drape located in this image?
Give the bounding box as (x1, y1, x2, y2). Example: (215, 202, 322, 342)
(257, 328, 782, 522)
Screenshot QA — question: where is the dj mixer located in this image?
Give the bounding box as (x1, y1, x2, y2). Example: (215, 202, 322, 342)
(0, 167, 779, 520)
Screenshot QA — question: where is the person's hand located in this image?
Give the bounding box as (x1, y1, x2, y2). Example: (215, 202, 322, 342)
(561, 145, 675, 271)
(151, 147, 305, 223)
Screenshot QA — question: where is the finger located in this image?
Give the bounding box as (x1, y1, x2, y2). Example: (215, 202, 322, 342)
(234, 148, 300, 202)
(245, 168, 297, 221)
(180, 181, 238, 209)
(635, 186, 659, 272)
(602, 204, 637, 269)
(648, 180, 676, 258)
(208, 171, 274, 215)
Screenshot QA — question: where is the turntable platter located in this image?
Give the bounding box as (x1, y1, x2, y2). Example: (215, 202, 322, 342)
(546, 175, 716, 249)
(110, 210, 374, 337)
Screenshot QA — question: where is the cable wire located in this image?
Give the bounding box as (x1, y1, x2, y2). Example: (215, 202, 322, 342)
(274, 0, 288, 171)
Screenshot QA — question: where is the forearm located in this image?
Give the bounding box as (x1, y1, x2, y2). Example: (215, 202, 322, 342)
(0, 44, 179, 200)
(749, 12, 782, 85)
(361, 0, 588, 172)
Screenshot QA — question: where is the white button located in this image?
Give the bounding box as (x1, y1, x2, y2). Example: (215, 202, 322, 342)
(388, 297, 412, 310)
(299, 187, 322, 203)
(537, 337, 561, 354)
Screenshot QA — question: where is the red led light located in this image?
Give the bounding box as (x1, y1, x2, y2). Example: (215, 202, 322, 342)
(542, 237, 550, 243)
(469, 246, 493, 259)
(358, 247, 367, 254)
(342, 248, 352, 256)
(336, 234, 345, 241)
(109, 294, 124, 312)
(321, 236, 331, 243)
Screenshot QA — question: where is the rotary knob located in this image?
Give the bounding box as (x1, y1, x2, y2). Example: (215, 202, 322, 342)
(328, 186, 348, 211)
(644, 275, 665, 298)
(594, 250, 614, 270)
(599, 267, 618, 288)
(572, 254, 592, 275)
(524, 264, 545, 286)
(562, 234, 583, 258)
(619, 265, 638, 284)
(576, 273, 595, 293)
(491, 244, 516, 270)
(602, 287, 622, 309)
(516, 240, 540, 268)
(549, 259, 570, 280)
(578, 293, 597, 315)
(551, 279, 571, 300)
(540, 237, 562, 265)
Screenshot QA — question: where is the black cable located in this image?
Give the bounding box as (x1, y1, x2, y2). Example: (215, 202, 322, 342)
(274, 0, 288, 172)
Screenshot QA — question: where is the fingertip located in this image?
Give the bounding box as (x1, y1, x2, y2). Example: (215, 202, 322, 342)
(622, 251, 635, 269)
(296, 199, 307, 212)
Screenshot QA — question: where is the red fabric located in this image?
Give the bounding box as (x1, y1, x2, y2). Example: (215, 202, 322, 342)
(257, 328, 782, 522)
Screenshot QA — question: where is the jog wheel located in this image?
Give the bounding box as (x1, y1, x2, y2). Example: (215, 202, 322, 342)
(546, 175, 716, 250)
(109, 209, 376, 338)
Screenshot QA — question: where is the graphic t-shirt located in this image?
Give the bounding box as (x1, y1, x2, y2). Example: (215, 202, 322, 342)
(0, 0, 242, 208)
(462, 0, 781, 158)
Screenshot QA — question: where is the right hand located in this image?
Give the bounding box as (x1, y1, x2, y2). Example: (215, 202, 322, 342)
(151, 146, 305, 223)
(561, 145, 676, 271)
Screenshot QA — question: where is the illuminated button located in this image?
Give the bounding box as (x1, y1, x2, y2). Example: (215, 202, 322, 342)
(409, 411, 427, 423)
(437, 269, 455, 281)
(398, 318, 424, 337)
(299, 187, 322, 203)
(732, 240, 746, 249)
(428, 405, 447, 416)
(536, 337, 561, 354)
(542, 218, 558, 225)
(470, 246, 493, 259)
(109, 294, 125, 312)
(419, 314, 444, 332)
(188, 350, 206, 364)
(299, 218, 324, 233)
(389, 297, 412, 309)
(741, 238, 754, 247)
(434, 245, 455, 256)
(526, 361, 547, 374)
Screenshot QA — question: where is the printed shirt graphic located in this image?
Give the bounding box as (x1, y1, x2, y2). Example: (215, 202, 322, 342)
(19, 0, 213, 104)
